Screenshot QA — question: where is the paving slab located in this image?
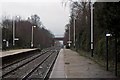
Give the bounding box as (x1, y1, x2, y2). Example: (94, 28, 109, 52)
(0, 48, 37, 58)
(64, 49, 116, 78)
(49, 49, 117, 78)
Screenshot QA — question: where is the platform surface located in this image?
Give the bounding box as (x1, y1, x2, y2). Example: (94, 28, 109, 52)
(50, 49, 116, 78)
(0, 48, 37, 58)
(50, 49, 66, 78)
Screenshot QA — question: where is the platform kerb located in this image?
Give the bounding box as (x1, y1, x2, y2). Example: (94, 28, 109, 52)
(50, 49, 67, 78)
(0, 48, 37, 58)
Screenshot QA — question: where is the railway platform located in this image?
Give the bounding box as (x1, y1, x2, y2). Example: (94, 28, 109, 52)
(0, 48, 37, 58)
(50, 49, 66, 78)
(50, 49, 116, 78)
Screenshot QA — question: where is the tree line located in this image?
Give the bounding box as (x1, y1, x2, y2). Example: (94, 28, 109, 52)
(63, 1, 120, 76)
(2, 14, 54, 50)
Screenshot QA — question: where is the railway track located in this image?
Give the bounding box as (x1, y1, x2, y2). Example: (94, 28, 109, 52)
(2, 47, 61, 80)
(2, 48, 50, 69)
(2, 51, 40, 69)
(26, 50, 59, 79)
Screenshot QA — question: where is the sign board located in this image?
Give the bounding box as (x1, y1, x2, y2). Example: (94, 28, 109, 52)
(91, 43, 93, 49)
(6, 41, 9, 47)
(3, 39, 6, 41)
(67, 41, 72, 43)
(14, 38, 19, 40)
(106, 34, 112, 37)
(68, 43, 71, 47)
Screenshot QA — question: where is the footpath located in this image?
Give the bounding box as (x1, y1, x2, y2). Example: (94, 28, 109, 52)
(50, 49, 116, 78)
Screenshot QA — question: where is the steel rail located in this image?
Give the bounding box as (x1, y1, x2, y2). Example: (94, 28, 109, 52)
(2, 50, 48, 78)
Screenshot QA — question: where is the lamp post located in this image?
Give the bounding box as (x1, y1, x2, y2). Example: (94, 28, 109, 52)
(12, 16, 20, 46)
(69, 25, 70, 43)
(31, 26, 36, 48)
(106, 33, 112, 71)
(68, 25, 71, 47)
(90, 1, 94, 57)
(106, 33, 118, 76)
(3, 39, 9, 50)
(13, 17, 15, 46)
(3, 25, 9, 50)
(115, 33, 118, 76)
(73, 17, 76, 48)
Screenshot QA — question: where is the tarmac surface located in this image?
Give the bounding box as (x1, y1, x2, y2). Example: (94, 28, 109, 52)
(50, 49, 116, 78)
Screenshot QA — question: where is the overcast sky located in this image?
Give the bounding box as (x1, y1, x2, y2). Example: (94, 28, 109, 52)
(1, 0, 70, 36)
